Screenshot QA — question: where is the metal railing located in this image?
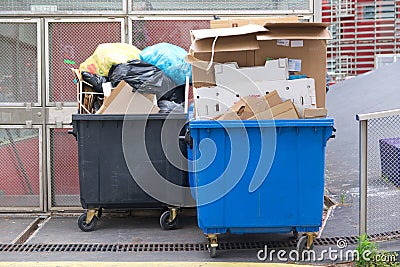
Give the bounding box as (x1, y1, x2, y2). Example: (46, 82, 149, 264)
(357, 108, 400, 235)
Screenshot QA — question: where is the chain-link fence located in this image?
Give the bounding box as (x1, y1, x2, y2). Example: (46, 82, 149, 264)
(47, 19, 123, 104)
(0, 0, 124, 13)
(0, 127, 41, 209)
(49, 127, 80, 208)
(131, 0, 310, 12)
(131, 19, 210, 50)
(366, 114, 400, 234)
(0, 21, 39, 105)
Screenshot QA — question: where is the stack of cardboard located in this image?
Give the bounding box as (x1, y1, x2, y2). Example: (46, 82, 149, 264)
(188, 21, 332, 120)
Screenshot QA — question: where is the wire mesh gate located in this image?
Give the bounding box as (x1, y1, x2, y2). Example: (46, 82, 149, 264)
(358, 109, 400, 235)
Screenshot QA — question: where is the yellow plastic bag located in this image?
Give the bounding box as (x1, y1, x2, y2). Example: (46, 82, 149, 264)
(79, 43, 141, 77)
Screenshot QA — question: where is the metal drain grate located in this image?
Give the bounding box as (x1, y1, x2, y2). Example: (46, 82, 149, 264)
(0, 232, 399, 253)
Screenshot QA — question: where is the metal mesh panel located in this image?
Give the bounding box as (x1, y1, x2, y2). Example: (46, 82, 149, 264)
(132, 19, 210, 50)
(0, 128, 40, 208)
(49, 128, 79, 207)
(0, 22, 38, 104)
(0, 0, 123, 13)
(131, 0, 310, 12)
(367, 115, 400, 234)
(47, 21, 122, 103)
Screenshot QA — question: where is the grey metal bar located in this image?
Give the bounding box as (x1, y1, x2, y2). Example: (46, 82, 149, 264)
(5, 129, 34, 195)
(359, 119, 368, 236)
(356, 109, 400, 121)
(40, 17, 48, 212)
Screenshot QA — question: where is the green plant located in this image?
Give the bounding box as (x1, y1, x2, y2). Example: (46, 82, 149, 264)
(340, 192, 346, 204)
(355, 234, 399, 267)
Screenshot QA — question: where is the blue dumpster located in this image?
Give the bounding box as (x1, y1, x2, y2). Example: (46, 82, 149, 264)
(188, 118, 334, 257)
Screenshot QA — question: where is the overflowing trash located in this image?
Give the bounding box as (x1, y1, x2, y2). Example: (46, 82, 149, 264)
(73, 42, 190, 115)
(140, 42, 192, 86)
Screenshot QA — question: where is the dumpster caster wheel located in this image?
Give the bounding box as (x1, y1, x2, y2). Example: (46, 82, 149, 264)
(97, 208, 103, 219)
(292, 229, 299, 239)
(77, 213, 98, 232)
(207, 234, 218, 258)
(296, 234, 314, 258)
(159, 210, 178, 230)
(209, 246, 217, 258)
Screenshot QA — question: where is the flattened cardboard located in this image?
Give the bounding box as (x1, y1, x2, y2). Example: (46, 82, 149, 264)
(303, 107, 327, 118)
(97, 81, 159, 115)
(210, 16, 298, 29)
(254, 40, 326, 107)
(257, 23, 332, 40)
(190, 24, 267, 41)
(190, 34, 260, 53)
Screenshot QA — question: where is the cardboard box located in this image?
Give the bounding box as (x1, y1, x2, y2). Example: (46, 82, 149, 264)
(97, 81, 160, 115)
(250, 100, 299, 120)
(188, 22, 331, 108)
(210, 16, 299, 29)
(216, 91, 283, 120)
(303, 108, 327, 118)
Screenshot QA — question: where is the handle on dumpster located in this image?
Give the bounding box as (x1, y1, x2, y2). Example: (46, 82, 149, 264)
(184, 128, 193, 149)
(68, 129, 77, 140)
(328, 126, 336, 140)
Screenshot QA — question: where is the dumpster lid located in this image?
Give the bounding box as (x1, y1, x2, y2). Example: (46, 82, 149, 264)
(189, 118, 334, 128)
(72, 113, 187, 121)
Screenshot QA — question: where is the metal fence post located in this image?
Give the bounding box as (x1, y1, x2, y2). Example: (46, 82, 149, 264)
(358, 118, 368, 236)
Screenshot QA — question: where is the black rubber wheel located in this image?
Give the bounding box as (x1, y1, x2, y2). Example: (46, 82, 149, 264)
(296, 235, 314, 259)
(97, 208, 103, 219)
(159, 210, 178, 230)
(209, 246, 217, 258)
(293, 229, 299, 239)
(77, 213, 98, 232)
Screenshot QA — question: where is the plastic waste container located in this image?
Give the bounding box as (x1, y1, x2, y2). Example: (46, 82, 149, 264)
(71, 113, 193, 231)
(187, 117, 334, 257)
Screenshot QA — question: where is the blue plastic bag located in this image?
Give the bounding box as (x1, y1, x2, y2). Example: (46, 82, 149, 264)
(140, 43, 191, 86)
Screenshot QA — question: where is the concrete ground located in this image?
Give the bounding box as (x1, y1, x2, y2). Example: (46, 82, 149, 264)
(0, 210, 399, 264)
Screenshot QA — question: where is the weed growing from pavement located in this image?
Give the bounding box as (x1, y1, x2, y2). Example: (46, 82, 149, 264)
(355, 234, 399, 267)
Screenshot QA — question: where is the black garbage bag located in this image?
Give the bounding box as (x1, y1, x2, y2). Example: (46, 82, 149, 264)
(108, 59, 180, 101)
(167, 84, 185, 104)
(158, 100, 184, 113)
(81, 71, 107, 93)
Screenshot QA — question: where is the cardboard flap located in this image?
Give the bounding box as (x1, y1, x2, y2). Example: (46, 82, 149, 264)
(263, 22, 330, 28)
(185, 54, 213, 71)
(190, 33, 260, 53)
(257, 22, 332, 40)
(191, 24, 267, 40)
(210, 16, 298, 29)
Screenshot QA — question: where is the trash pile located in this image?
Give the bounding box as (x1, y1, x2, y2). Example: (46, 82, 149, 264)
(73, 42, 191, 114)
(188, 22, 331, 120)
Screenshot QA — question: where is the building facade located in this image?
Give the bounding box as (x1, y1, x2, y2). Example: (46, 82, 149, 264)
(322, 0, 400, 81)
